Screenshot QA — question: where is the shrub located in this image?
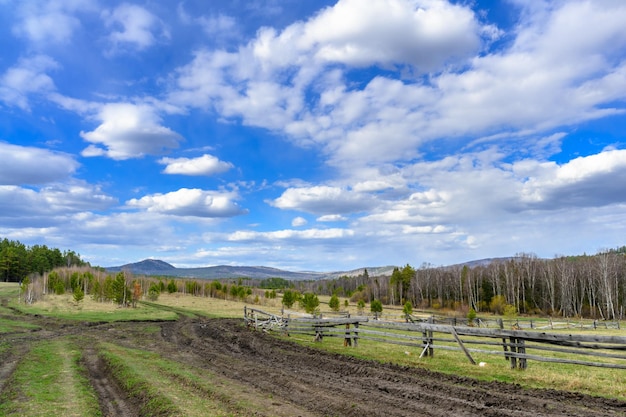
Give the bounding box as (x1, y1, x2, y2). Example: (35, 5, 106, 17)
(371, 299, 383, 318)
(300, 293, 320, 315)
(73, 286, 84, 304)
(147, 284, 160, 301)
(467, 307, 477, 325)
(282, 290, 297, 308)
(489, 295, 507, 315)
(328, 294, 340, 312)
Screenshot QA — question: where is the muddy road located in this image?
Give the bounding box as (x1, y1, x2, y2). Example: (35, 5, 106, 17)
(3, 315, 626, 416)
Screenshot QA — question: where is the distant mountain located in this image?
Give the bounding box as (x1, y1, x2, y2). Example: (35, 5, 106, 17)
(106, 257, 523, 281)
(107, 259, 176, 274)
(106, 259, 325, 280)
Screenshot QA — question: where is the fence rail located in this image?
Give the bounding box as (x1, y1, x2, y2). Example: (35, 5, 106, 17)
(244, 307, 626, 370)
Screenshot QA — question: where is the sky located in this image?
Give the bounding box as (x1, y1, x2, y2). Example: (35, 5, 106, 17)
(1, 0, 626, 272)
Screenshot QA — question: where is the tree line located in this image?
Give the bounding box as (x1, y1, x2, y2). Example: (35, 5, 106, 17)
(0, 238, 86, 282)
(291, 248, 626, 320)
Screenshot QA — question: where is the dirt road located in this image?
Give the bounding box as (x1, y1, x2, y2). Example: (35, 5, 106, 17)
(3, 315, 626, 416)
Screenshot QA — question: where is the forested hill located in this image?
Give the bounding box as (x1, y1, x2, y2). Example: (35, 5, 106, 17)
(0, 238, 86, 282)
(106, 259, 325, 280)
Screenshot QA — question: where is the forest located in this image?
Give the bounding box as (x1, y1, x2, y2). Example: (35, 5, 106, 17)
(4, 236, 626, 320)
(292, 248, 626, 320)
(0, 238, 86, 282)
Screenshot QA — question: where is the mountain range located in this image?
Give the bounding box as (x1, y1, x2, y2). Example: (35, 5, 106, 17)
(106, 259, 397, 280)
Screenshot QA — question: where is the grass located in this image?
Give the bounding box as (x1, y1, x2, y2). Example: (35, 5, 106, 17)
(0, 318, 40, 333)
(98, 342, 270, 416)
(3, 281, 626, 402)
(0, 339, 101, 417)
(280, 322, 626, 401)
(10, 292, 179, 322)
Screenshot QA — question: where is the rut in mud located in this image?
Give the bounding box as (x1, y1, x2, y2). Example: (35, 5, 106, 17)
(81, 347, 138, 417)
(3, 315, 626, 416)
(156, 318, 626, 417)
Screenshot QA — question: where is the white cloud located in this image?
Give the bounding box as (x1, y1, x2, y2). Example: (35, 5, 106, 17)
(198, 14, 237, 35)
(170, 0, 626, 170)
(0, 182, 117, 225)
(228, 227, 354, 241)
(271, 185, 374, 215)
(80, 103, 183, 160)
(301, 0, 490, 70)
(0, 142, 79, 185)
(158, 154, 233, 176)
(317, 214, 347, 222)
(126, 188, 247, 218)
(0, 55, 58, 111)
(102, 3, 167, 52)
(517, 149, 626, 209)
(291, 216, 307, 227)
(12, 0, 96, 44)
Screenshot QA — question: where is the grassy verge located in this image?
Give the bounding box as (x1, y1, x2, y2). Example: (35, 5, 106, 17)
(98, 342, 260, 416)
(0, 318, 40, 333)
(11, 293, 178, 322)
(281, 327, 626, 401)
(0, 339, 101, 417)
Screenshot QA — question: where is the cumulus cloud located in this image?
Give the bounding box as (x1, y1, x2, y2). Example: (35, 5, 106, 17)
(0, 142, 79, 185)
(12, 0, 96, 44)
(291, 216, 307, 227)
(126, 188, 247, 218)
(0, 182, 117, 225)
(517, 149, 626, 209)
(158, 154, 233, 176)
(102, 3, 168, 52)
(228, 227, 354, 241)
(317, 214, 347, 222)
(271, 185, 374, 215)
(0, 55, 58, 111)
(169, 0, 626, 169)
(301, 0, 490, 70)
(80, 103, 183, 160)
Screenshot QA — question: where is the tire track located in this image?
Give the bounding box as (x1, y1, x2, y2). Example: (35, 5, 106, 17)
(81, 347, 138, 417)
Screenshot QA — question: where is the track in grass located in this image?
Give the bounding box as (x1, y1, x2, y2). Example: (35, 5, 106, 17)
(81, 347, 138, 417)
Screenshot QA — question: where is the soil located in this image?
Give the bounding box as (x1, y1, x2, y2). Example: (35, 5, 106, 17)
(3, 314, 626, 416)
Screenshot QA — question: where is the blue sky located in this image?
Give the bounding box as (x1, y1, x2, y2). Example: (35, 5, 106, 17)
(1, 0, 626, 271)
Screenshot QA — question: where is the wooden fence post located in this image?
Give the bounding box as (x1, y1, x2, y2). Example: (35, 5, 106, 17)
(509, 337, 517, 369)
(518, 338, 527, 369)
(428, 316, 434, 357)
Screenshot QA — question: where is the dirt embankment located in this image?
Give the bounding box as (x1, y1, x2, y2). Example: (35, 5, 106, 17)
(3, 316, 626, 416)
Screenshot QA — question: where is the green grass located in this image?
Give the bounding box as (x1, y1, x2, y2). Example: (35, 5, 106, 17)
(99, 342, 257, 416)
(99, 344, 179, 417)
(281, 325, 626, 401)
(0, 318, 40, 333)
(13, 300, 178, 322)
(0, 339, 101, 417)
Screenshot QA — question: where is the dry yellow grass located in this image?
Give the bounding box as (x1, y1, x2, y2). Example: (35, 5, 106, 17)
(153, 292, 284, 318)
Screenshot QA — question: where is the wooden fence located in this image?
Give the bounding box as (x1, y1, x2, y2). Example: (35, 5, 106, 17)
(244, 307, 626, 370)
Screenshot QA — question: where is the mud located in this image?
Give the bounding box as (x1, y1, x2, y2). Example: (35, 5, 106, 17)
(3, 316, 626, 416)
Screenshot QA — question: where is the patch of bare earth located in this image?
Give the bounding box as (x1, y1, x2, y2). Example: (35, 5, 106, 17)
(157, 318, 626, 417)
(81, 346, 138, 417)
(0, 352, 23, 393)
(6, 314, 626, 417)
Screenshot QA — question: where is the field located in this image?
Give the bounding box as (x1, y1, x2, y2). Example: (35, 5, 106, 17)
(1, 283, 626, 416)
